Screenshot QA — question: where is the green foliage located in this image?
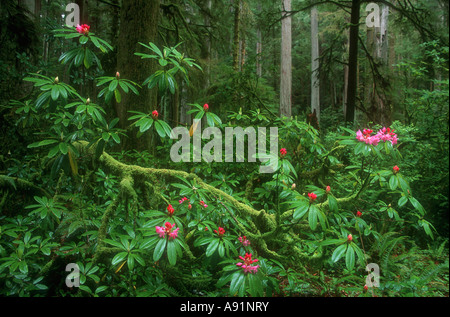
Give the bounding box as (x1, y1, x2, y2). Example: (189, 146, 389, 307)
(0, 9, 448, 298)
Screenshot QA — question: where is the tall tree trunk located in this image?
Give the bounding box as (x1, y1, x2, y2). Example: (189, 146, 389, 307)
(311, 6, 320, 123)
(116, 0, 160, 152)
(280, 0, 292, 118)
(256, 1, 262, 77)
(232, 0, 241, 71)
(345, 0, 360, 123)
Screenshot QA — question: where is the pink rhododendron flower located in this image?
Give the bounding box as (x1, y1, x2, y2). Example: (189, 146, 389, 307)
(238, 236, 251, 247)
(375, 127, 398, 145)
(280, 148, 287, 158)
(236, 253, 260, 274)
(169, 227, 180, 240)
(357, 127, 398, 146)
(356, 129, 380, 146)
(155, 222, 179, 239)
(179, 197, 188, 204)
(76, 24, 90, 35)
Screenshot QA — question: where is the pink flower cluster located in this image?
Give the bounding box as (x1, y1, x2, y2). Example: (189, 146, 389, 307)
(179, 197, 192, 209)
(280, 148, 287, 158)
(155, 222, 180, 240)
(236, 253, 259, 274)
(76, 24, 90, 35)
(199, 200, 208, 208)
(238, 236, 251, 247)
(356, 127, 398, 146)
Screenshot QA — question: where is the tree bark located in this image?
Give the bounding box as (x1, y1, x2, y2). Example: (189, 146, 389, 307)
(280, 0, 292, 118)
(256, 0, 262, 77)
(116, 0, 160, 152)
(232, 0, 241, 71)
(311, 6, 320, 123)
(345, 0, 360, 123)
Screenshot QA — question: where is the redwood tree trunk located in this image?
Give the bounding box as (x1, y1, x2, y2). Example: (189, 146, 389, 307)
(311, 6, 320, 123)
(280, 0, 292, 118)
(116, 0, 160, 152)
(345, 0, 360, 123)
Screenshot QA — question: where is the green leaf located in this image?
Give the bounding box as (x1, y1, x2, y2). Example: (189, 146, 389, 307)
(167, 240, 177, 265)
(154, 120, 167, 138)
(345, 244, 355, 270)
(389, 175, 398, 190)
(293, 201, 309, 220)
(51, 85, 60, 101)
(398, 196, 408, 207)
(109, 79, 118, 92)
(59, 142, 68, 155)
(247, 272, 263, 297)
(308, 204, 318, 230)
(153, 238, 167, 262)
(206, 239, 220, 257)
(112, 252, 128, 266)
(79, 35, 89, 45)
(328, 195, 338, 212)
(332, 244, 347, 263)
(230, 272, 245, 296)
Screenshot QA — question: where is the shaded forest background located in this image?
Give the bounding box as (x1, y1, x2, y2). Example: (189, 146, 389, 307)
(0, 0, 448, 297)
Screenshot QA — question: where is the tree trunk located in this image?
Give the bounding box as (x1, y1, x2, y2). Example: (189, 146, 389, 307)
(256, 0, 262, 77)
(116, 0, 160, 152)
(280, 0, 292, 118)
(311, 6, 320, 123)
(345, 0, 360, 123)
(232, 0, 241, 71)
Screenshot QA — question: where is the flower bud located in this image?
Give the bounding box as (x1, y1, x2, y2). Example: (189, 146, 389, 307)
(86, 98, 90, 105)
(326, 185, 331, 193)
(347, 234, 353, 242)
(116, 71, 120, 78)
(54, 76, 59, 84)
(203, 103, 209, 111)
(393, 165, 400, 174)
(152, 110, 158, 119)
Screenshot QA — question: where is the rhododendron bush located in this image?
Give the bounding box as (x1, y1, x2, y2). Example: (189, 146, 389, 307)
(0, 24, 447, 298)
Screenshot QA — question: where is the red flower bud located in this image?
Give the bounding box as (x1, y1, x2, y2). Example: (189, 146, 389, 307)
(326, 185, 331, 193)
(203, 103, 209, 111)
(347, 234, 353, 242)
(280, 148, 287, 158)
(393, 165, 400, 174)
(152, 110, 158, 119)
(167, 204, 174, 216)
(308, 192, 317, 202)
(356, 211, 362, 217)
